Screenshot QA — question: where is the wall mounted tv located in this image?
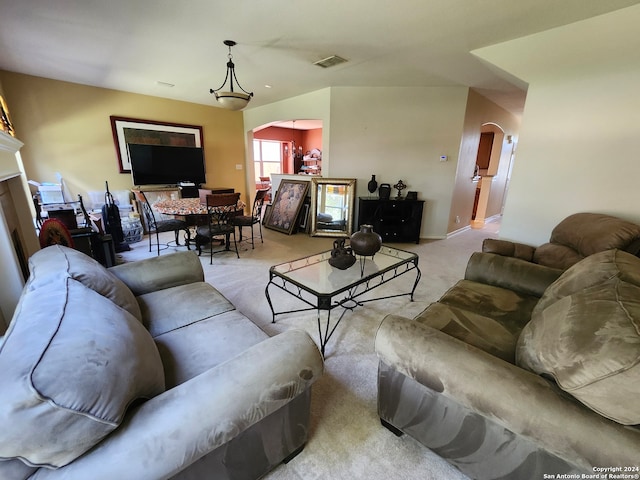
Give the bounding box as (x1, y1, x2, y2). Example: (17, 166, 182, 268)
(128, 143, 206, 186)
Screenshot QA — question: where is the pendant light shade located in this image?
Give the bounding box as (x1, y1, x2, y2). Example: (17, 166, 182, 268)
(210, 40, 253, 111)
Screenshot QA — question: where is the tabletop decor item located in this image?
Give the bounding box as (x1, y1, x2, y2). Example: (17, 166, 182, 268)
(393, 180, 407, 199)
(328, 238, 357, 270)
(350, 224, 382, 257)
(367, 175, 378, 197)
(378, 183, 391, 200)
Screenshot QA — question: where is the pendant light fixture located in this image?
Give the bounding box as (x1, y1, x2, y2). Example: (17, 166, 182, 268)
(209, 40, 253, 111)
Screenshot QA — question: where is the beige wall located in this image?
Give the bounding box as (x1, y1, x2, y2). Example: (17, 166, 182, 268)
(328, 86, 469, 238)
(0, 72, 247, 207)
(245, 86, 472, 238)
(475, 4, 640, 245)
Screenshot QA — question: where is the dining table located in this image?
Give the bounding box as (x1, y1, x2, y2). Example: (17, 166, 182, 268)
(153, 197, 245, 217)
(153, 197, 246, 248)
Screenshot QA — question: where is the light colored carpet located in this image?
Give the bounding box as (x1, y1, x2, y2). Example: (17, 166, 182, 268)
(119, 220, 500, 480)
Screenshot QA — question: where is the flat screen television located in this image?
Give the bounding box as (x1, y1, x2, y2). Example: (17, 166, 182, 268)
(128, 143, 206, 186)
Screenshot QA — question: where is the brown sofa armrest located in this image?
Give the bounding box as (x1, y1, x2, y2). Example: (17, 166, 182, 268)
(482, 238, 535, 262)
(374, 315, 640, 471)
(465, 252, 563, 298)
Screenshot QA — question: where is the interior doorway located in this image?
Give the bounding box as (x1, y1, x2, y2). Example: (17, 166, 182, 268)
(471, 123, 504, 228)
(247, 119, 323, 206)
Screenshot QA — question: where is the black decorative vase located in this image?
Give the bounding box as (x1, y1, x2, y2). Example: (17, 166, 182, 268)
(378, 183, 391, 200)
(328, 239, 356, 270)
(350, 225, 382, 257)
(367, 175, 378, 195)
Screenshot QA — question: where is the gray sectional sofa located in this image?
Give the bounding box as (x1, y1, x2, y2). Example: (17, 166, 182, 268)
(375, 247, 640, 478)
(0, 246, 324, 479)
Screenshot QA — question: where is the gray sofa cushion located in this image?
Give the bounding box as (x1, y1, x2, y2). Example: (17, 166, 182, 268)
(0, 277, 165, 468)
(137, 281, 235, 338)
(517, 251, 640, 425)
(0, 458, 37, 480)
(154, 309, 269, 388)
(28, 245, 142, 322)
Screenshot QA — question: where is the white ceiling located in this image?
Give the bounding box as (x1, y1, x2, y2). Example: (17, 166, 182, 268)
(1, 0, 638, 118)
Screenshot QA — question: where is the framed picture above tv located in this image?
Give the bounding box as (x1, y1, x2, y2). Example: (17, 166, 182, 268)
(110, 116, 204, 173)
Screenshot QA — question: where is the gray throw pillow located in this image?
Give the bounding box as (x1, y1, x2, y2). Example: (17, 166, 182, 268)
(28, 245, 142, 322)
(0, 277, 165, 468)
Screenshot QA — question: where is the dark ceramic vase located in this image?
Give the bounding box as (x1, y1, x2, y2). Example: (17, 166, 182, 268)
(378, 183, 391, 200)
(350, 225, 382, 256)
(367, 175, 378, 195)
(328, 239, 357, 270)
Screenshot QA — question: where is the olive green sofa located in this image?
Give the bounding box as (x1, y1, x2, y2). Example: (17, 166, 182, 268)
(375, 214, 640, 478)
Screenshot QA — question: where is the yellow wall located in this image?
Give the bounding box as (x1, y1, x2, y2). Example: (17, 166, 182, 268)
(0, 71, 246, 207)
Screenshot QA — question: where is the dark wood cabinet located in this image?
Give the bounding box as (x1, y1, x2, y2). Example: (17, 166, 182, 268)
(357, 197, 424, 244)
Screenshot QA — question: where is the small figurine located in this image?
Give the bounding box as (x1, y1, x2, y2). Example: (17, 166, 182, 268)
(328, 238, 356, 270)
(393, 180, 407, 199)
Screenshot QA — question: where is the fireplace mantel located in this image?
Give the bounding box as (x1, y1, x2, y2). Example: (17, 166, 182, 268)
(0, 131, 39, 332)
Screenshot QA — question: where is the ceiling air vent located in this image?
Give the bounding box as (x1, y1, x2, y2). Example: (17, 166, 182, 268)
(313, 55, 348, 68)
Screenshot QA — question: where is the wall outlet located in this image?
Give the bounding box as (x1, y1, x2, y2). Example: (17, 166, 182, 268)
(235, 164, 243, 170)
(455, 215, 461, 224)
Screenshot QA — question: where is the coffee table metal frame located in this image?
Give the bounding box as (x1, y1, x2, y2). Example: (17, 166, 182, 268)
(265, 245, 421, 355)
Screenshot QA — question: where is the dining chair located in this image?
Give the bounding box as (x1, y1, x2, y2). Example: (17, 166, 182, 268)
(32, 194, 45, 233)
(230, 189, 269, 249)
(133, 190, 190, 256)
(195, 192, 241, 263)
(258, 177, 272, 202)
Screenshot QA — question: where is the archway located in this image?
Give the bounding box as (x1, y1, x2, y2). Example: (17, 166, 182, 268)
(471, 122, 504, 228)
(249, 119, 323, 195)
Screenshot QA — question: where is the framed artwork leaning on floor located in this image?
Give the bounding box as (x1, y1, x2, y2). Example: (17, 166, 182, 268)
(264, 179, 309, 235)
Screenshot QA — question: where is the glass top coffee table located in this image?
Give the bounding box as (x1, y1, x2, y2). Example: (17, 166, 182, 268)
(265, 245, 421, 355)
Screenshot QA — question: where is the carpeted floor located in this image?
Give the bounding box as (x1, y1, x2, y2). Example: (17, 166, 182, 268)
(119, 219, 500, 479)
